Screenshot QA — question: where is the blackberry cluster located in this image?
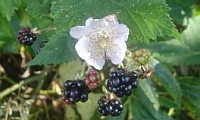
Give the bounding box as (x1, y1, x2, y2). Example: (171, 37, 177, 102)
(98, 97, 123, 117)
(17, 28, 37, 46)
(62, 79, 91, 104)
(107, 68, 138, 97)
(85, 70, 101, 90)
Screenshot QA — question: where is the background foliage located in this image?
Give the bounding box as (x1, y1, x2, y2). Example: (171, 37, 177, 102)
(0, 0, 200, 120)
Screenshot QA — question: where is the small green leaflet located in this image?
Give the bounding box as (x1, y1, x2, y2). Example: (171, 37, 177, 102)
(0, 0, 21, 21)
(50, 0, 182, 43)
(26, 29, 78, 66)
(24, 0, 52, 18)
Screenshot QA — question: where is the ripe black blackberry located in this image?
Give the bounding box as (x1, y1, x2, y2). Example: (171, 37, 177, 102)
(98, 97, 123, 117)
(62, 79, 91, 104)
(17, 28, 37, 46)
(106, 68, 138, 97)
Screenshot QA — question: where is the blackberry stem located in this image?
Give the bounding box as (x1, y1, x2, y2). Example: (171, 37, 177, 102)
(32, 26, 57, 34)
(0, 68, 48, 100)
(126, 50, 132, 56)
(75, 61, 87, 80)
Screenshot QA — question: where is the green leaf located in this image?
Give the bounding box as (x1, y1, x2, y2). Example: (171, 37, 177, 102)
(159, 96, 177, 108)
(26, 29, 78, 66)
(179, 77, 200, 99)
(186, 96, 200, 119)
(131, 88, 174, 120)
(57, 59, 83, 85)
(167, 0, 198, 25)
(0, 16, 15, 46)
(133, 16, 200, 65)
(0, 0, 21, 21)
(24, 0, 51, 18)
(50, 0, 182, 43)
(139, 79, 159, 110)
(130, 97, 148, 120)
(134, 39, 200, 65)
(77, 93, 103, 120)
(181, 16, 200, 52)
(179, 77, 200, 119)
(64, 104, 76, 120)
(0, 14, 20, 53)
(132, 105, 155, 120)
(151, 58, 182, 108)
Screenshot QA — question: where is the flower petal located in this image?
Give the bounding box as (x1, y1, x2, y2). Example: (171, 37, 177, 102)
(75, 37, 105, 70)
(70, 26, 92, 39)
(86, 17, 109, 28)
(86, 55, 105, 70)
(86, 44, 105, 70)
(103, 14, 118, 26)
(114, 24, 129, 42)
(75, 36, 91, 60)
(107, 42, 127, 64)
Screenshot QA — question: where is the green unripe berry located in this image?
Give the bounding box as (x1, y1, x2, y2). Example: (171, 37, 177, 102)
(132, 49, 150, 66)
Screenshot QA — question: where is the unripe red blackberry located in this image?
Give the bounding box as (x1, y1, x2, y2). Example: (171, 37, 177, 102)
(132, 49, 150, 66)
(62, 94, 71, 105)
(17, 28, 37, 46)
(85, 70, 101, 90)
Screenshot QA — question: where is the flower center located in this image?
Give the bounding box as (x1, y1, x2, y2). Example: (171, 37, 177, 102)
(90, 29, 114, 49)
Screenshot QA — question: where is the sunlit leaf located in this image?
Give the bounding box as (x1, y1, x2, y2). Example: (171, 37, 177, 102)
(64, 104, 76, 120)
(58, 59, 83, 84)
(181, 16, 200, 51)
(50, 0, 182, 43)
(77, 93, 103, 120)
(134, 15, 200, 65)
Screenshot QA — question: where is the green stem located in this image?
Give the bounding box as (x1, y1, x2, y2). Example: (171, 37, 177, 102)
(3, 76, 17, 85)
(127, 97, 133, 119)
(39, 90, 56, 95)
(36, 27, 57, 34)
(126, 49, 132, 55)
(28, 72, 46, 111)
(199, 65, 200, 78)
(0, 70, 47, 100)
